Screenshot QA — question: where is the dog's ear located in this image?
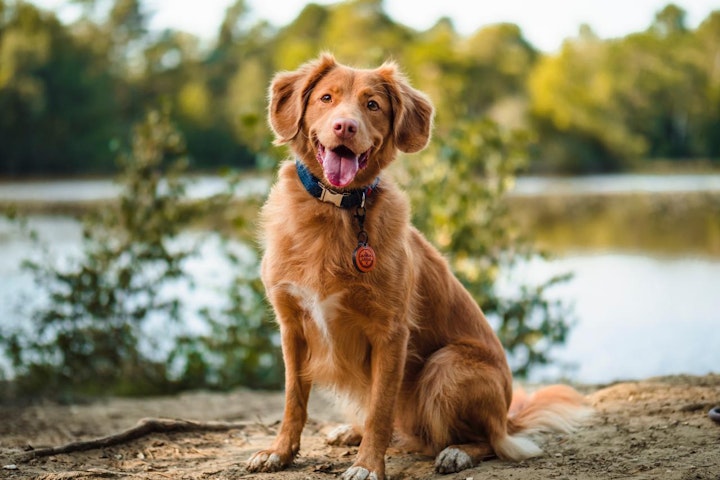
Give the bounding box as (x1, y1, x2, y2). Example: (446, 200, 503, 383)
(378, 62, 434, 153)
(268, 53, 337, 145)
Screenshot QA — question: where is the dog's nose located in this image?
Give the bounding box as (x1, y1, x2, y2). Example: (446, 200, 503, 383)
(333, 118, 358, 139)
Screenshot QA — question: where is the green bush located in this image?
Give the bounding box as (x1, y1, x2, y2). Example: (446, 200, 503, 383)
(0, 108, 280, 398)
(397, 119, 573, 377)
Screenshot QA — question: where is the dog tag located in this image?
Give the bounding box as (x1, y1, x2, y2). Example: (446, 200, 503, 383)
(353, 243, 376, 273)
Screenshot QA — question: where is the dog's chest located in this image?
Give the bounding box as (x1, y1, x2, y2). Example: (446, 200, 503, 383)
(284, 282, 373, 390)
(286, 284, 342, 342)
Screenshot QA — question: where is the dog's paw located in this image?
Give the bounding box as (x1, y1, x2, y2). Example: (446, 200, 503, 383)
(342, 465, 380, 480)
(327, 424, 363, 446)
(434, 447, 473, 474)
(246, 450, 286, 473)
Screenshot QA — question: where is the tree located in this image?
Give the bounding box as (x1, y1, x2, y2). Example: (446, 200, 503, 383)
(527, 4, 720, 171)
(270, 3, 328, 71)
(528, 34, 646, 172)
(693, 11, 720, 157)
(217, 0, 250, 49)
(652, 3, 687, 37)
(319, 0, 412, 65)
(459, 23, 537, 119)
(0, 1, 121, 176)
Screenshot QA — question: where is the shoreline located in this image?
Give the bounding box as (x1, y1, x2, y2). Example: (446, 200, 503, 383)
(1, 373, 718, 479)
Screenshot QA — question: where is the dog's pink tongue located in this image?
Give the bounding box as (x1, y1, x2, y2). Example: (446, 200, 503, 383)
(323, 149, 359, 188)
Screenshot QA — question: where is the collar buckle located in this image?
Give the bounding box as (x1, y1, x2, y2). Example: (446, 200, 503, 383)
(318, 184, 349, 208)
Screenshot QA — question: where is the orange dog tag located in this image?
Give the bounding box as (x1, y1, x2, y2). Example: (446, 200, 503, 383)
(353, 244, 376, 273)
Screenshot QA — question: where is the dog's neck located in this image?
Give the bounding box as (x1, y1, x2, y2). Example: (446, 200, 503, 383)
(295, 159, 380, 209)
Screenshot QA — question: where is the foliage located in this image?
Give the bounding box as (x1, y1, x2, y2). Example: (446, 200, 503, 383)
(528, 7, 720, 172)
(1, 0, 719, 176)
(397, 120, 573, 376)
(170, 247, 283, 391)
(528, 36, 646, 172)
(0, 1, 121, 175)
(1, 109, 190, 396)
(0, 109, 280, 397)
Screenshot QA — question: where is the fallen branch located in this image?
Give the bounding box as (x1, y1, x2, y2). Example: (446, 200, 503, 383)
(15, 417, 249, 462)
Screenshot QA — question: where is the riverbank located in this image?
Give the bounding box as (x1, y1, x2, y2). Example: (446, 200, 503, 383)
(1, 374, 718, 479)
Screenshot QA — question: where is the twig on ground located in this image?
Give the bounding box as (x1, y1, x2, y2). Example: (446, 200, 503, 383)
(14, 417, 249, 462)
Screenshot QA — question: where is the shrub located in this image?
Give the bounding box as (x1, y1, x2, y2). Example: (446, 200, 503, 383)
(397, 119, 573, 377)
(0, 108, 280, 398)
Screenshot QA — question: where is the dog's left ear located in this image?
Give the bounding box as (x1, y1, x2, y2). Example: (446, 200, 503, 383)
(378, 62, 434, 153)
(268, 54, 337, 145)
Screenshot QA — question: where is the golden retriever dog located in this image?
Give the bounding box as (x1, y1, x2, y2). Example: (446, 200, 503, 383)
(247, 54, 590, 479)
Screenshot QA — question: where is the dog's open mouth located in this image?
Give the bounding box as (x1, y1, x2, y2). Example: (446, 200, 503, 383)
(316, 143, 371, 188)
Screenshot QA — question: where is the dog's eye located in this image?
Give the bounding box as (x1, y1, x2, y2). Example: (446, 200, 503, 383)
(320, 94, 332, 103)
(367, 100, 380, 111)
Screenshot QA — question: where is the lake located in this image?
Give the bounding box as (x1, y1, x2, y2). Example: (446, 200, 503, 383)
(2, 173, 720, 202)
(1, 174, 719, 385)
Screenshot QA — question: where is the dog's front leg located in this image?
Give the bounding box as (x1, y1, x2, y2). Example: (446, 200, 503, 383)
(343, 324, 408, 480)
(247, 298, 311, 473)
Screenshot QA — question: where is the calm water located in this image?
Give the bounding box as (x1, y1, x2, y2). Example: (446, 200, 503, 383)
(3, 173, 720, 202)
(495, 253, 720, 383)
(511, 173, 720, 196)
(1, 175, 719, 384)
(0, 175, 270, 202)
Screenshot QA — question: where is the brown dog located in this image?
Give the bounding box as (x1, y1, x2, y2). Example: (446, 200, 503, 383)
(247, 54, 590, 479)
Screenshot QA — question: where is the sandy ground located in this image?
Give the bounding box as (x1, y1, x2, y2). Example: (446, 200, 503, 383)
(1, 374, 719, 480)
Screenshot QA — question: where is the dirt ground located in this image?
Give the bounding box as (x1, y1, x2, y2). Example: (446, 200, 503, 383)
(1, 374, 719, 480)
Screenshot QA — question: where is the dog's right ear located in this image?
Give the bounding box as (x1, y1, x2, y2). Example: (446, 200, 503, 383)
(268, 53, 337, 145)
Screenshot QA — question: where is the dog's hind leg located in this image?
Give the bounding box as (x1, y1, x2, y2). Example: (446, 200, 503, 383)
(327, 424, 363, 446)
(411, 341, 514, 474)
(434, 442, 494, 473)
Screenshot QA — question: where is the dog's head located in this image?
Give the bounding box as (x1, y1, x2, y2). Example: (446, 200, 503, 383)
(268, 53, 434, 189)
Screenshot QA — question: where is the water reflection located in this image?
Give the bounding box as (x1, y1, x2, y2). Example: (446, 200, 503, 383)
(497, 253, 720, 384)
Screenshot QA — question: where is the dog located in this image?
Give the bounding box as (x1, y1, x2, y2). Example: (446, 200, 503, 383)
(247, 54, 590, 479)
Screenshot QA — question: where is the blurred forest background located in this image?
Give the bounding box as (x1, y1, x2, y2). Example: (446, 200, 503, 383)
(1, 0, 719, 400)
(1, 0, 719, 177)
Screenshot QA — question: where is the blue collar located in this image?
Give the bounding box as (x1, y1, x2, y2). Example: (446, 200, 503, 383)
(295, 160, 379, 209)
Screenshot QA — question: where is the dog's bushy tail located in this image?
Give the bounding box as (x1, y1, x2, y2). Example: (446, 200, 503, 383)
(492, 385, 593, 461)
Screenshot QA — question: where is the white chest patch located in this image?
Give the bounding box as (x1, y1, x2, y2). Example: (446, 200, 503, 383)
(286, 284, 342, 342)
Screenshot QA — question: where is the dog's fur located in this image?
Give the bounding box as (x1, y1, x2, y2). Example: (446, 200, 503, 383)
(247, 54, 590, 479)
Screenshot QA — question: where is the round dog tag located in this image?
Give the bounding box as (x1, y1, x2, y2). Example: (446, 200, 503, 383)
(353, 244, 376, 273)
